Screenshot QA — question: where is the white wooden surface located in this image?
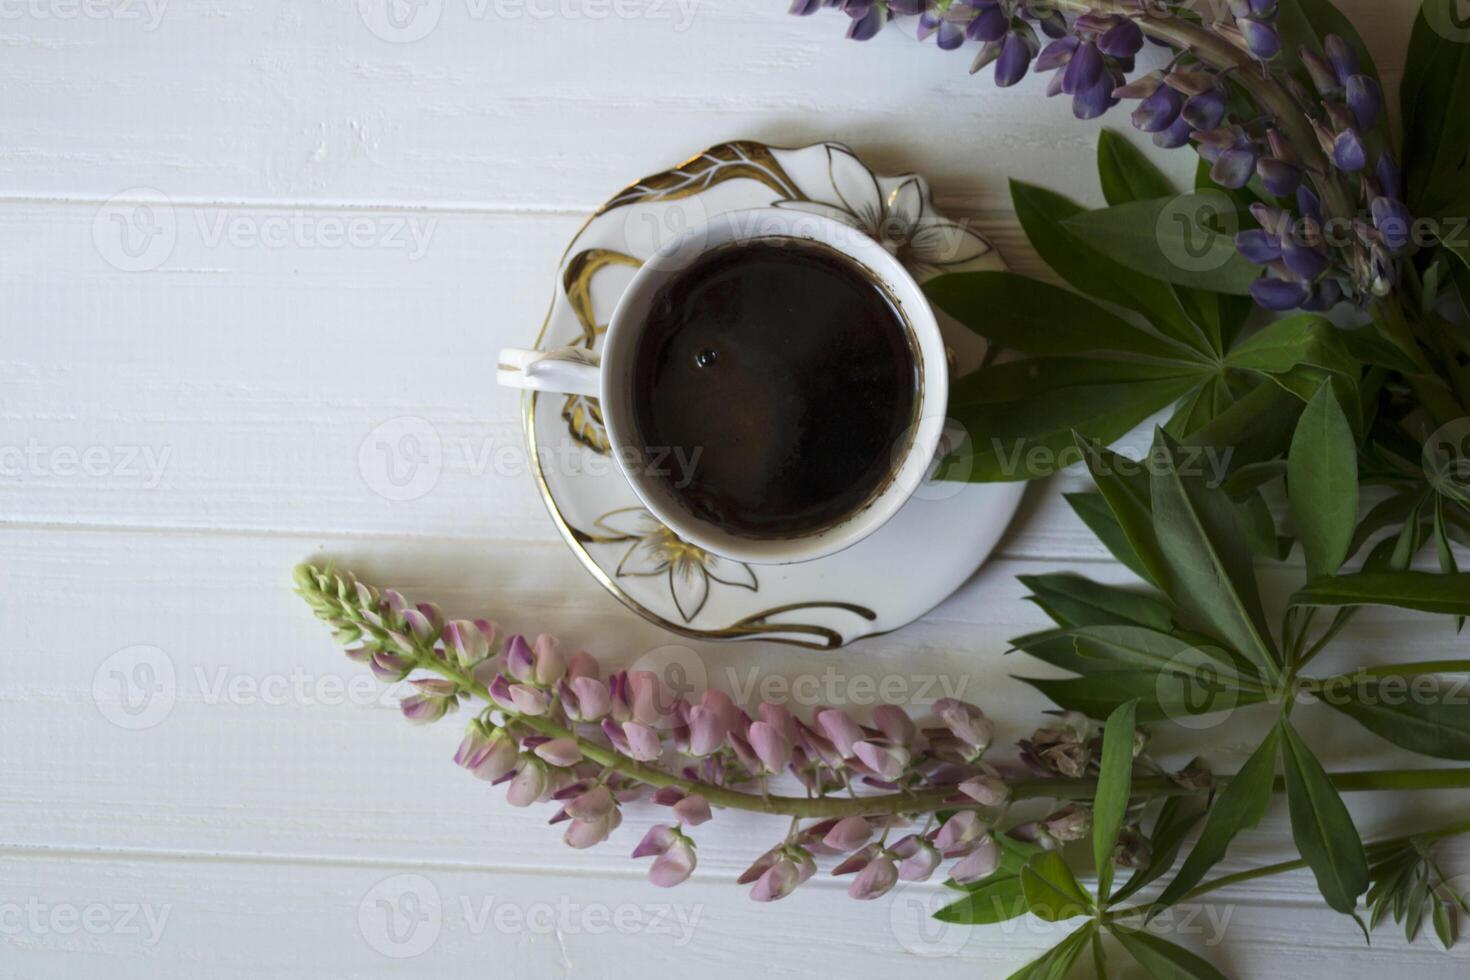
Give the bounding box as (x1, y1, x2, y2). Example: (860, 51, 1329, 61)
(3, 1, 1467, 977)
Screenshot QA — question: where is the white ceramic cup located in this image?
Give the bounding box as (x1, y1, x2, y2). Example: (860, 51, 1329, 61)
(497, 207, 949, 565)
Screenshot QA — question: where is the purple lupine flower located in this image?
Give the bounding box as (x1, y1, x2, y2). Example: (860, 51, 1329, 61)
(1035, 35, 1078, 72)
(1281, 235, 1329, 281)
(509, 683, 551, 716)
(370, 650, 413, 682)
(968, 2, 1007, 43)
(1371, 196, 1413, 252)
(1182, 89, 1228, 131)
(816, 708, 864, 757)
(1345, 75, 1383, 132)
(872, 705, 916, 746)
(1251, 276, 1311, 311)
(846, 2, 885, 41)
(1377, 153, 1403, 199)
(531, 634, 565, 686)
(444, 619, 493, 667)
(1061, 40, 1103, 94)
(1324, 34, 1359, 84)
(1256, 157, 1302, 196)
(1098, 19, 1143, 58)
(569, 676, 611, 721)
(1239, 17, 1280, 60)
(994, 32, 1032, 88)
(687, 705, 727, 757)
(505, 634, 535, 682)
(564, 808, 620, 849)
(623, 722, 663, 762)
(750, 855, 804, 902)
(1155, 116, 1193, 149)
(1131, 83, 1183, 133)
(1236, 229, 1284, 264)
(934, 699, 992, 754)
(650, 834, 697, 886)
(1332, 129, 1367, 172)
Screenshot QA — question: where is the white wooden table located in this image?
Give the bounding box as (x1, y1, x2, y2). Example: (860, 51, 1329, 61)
(4, 1, 1468, 976)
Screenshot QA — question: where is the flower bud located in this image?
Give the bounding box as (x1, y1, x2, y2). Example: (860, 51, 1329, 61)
(935, 811, 987, 852)
(848, 854, 899, 900)
(823, 816, 875, 853)
(533, 738, 583, 768)
(506, 757, 549, 807)
(891, 835, 943, 882)
(949, 834, 1001, 884)
(748, 721, 793, 774)
(623, 722, 663, 762)
(853, 739, 910, 781)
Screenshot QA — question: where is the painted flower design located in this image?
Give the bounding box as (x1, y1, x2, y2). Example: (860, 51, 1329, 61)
(775, 144, 992, 277)
(594, 508, 758, 623)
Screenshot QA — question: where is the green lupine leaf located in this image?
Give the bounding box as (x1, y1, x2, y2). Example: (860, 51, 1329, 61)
(1225, 314, 1361, 379)
(1113, 793, 1207, 904)
(1076, 437, 1170, 587)
(1006, 923, 1096, 980)
(1094, 700, 1138, 905)
(1009, 180, 1201, 339)
(1149, 429, 1280, 679)
(1021, 850, 1094, 922)
(935, 874, 1029, 924)
(1019, 574, 1175, 631)
(1098, 129, 1177, 206)
(1061, 194, 1262, 295)
(925, 271, 1198, 361)
(1066, 491, 1158, 585)
(1288, 384, 1359, 580)
(1109, 925, 1230, 980)
(1280, 720, 1369, 914)
(951, 355, 1206, 408)
(1183, 381, 1305, 473)
(1153, 727, 1281, 911)
(1401, 2, 1470, 216)
(1292, 572, 1470, 616)
(1320, 670, 1470, 760)
(1278, 0, 1380, 87)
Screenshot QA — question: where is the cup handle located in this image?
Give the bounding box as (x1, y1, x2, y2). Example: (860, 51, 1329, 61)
(497, 346, 601, 397)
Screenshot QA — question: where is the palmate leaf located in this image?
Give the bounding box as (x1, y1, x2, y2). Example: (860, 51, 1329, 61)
(925, 271, 1203, 362)
(1021, 850, 1094, 921)
(1149, 429, 1282, 681)
(1098, 129, 1175, 206)
(1109, 925, 1230, 980)
(1067, 491, 1159, 585)
(1005, 923, 1096, 980)
(1075, 438, 1169, 587)
(1225, 314, 1361, 379)
(1182, 382, 1306, 473)
(1061, 195, 1263, 296)
(1093, 701, 1138, 904)
(1009, 179, 1201, 343)
(1280, 720, 1370, 914)
(934, 873, 1029, 925)
(1322, 673, 1470, 761)
(1019, 574, 1175, 632)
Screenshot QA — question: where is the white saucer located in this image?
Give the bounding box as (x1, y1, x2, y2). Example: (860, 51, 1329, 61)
(521, 140, 1025, 648)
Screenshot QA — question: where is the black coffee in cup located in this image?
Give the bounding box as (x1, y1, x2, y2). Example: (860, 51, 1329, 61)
(629, 238, 920, 540)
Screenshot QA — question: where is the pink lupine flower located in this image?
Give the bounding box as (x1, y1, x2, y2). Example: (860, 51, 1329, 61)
(488, 674, 517, 711)
(848, 853, 899, 901)
(470, 733, 518, 781)
(508, 683, 551, 716)
(532, 634, 565, 686)
(959, 773, 1011, 807)
(949, 834, 1001, 884)
(506, 758, 549, 807)
(454, 726, 490, 767)
(1043, 805, 1092, 842)
(935, 699, 993, 754)
(444, 619, 491, 667)
(934, 811, 987, 852)
(629, 670, 671, 726)
(758, 702, 798, 742)
(672, 794, 712, 826)
(632, 824, 696, 887)
(853, 739, 910, 781)
(872, 705, 916, 746)
(534, 738, 583, 768)
(750, 856, 802, 902)
(890, 835, 942, 882)
(370, 650, 412, 681)
(608, 671, 633, 723)
(748, 721, 792, 774)
(822, 816, 874, 852)
(687, 705, 727, 757)
(564, 808, 621, 849)
(832, 843, 881, 876)
(795, 719, 844, 768)
(570, 676, 611, 721)
(567, 649, 599, 680)
(400, 692, 455, 724)
(623, 722, 663, 762)
(401, 605, 438, 645)
(699, 689, 740, 731)
(601, 718, 630, 753)
(505, 634, 536, 683)
(816, 708, 864, 757)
